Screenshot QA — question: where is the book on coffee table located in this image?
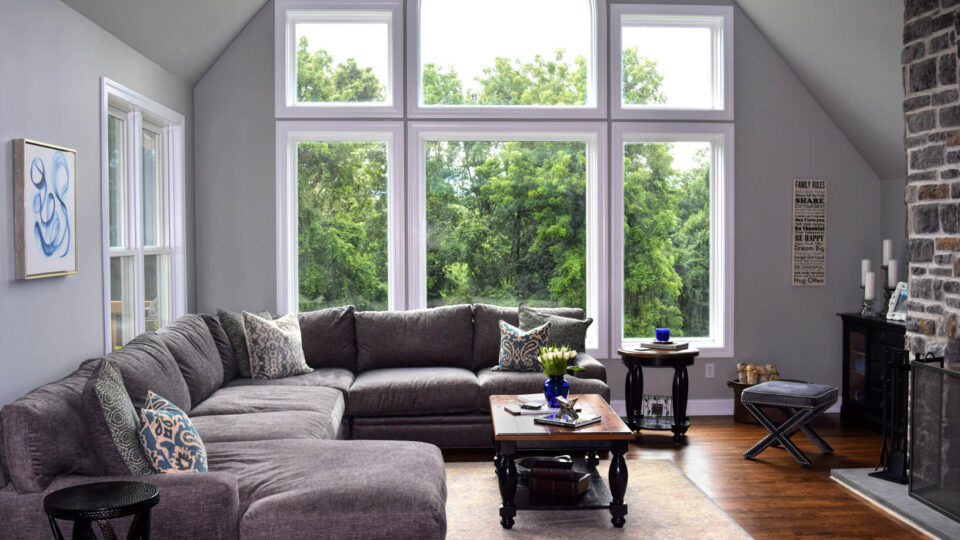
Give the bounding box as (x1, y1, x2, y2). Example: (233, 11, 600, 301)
(534, 412, 601, 428)
(528, 472, 591, 497)
(639, 341, 689, 351)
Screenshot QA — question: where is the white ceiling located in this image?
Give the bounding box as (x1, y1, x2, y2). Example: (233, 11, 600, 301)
(61, 0, 270, 84)
(61, 0, 906, 180)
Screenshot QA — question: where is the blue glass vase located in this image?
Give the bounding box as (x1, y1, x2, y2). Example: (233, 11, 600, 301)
(543, 375, 570, 407)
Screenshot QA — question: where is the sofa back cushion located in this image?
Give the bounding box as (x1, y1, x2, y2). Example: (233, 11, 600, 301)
(0, 360, 102, 493)
(472, 304, 585, 371)
(157, 315, 223, 406)
(355, 305, 474, 372)
(108, 333, 191, 413)
(299, 305, 357, 372)
(202, 313, 239, 383)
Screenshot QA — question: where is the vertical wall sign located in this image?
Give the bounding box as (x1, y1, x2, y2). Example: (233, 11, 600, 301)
(791, 179, 826, 286)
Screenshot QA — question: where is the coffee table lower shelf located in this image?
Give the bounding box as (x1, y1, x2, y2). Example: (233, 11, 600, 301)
(511, 458, 612, 511)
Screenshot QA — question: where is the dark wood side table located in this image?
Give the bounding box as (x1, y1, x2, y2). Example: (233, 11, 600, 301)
(617, 347, 699, 442)
(44, 481, 159, 540)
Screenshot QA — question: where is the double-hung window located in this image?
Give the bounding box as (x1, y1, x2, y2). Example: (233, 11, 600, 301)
(276, 1, 733, 358)
(101, 79, 186, 351)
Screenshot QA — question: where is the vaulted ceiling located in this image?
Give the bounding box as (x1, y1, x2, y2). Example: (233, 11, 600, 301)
(61, 0, 906, 180)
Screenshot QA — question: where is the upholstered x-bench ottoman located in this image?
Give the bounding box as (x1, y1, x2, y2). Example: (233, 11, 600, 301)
(740, 381, 838, 466)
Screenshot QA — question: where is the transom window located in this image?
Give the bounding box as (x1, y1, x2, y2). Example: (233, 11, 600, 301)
(276, 1, 734, 358)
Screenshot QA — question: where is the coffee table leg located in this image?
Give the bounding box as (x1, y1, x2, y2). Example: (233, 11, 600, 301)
(497, 442, 518, 529)
(609, 441, 628, 527)
(587, 450, 600, 467)
(493, 452, 502, 475)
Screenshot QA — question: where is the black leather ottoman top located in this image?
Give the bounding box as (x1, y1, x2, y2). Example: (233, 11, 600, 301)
(741, 381, 838, 409)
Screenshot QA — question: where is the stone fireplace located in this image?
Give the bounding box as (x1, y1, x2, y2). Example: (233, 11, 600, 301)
(902, 0, 960, 522)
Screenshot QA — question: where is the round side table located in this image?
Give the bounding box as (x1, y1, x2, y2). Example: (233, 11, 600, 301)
(43, 481, 159, 540)
(616, 347, 699, 442)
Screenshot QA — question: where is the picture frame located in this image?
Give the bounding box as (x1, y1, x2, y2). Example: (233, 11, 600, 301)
(886, 281, 908, 321)
(13, 139, 78, 279)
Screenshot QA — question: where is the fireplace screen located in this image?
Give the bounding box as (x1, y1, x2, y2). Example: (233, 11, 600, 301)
(910, 359, 960, 523)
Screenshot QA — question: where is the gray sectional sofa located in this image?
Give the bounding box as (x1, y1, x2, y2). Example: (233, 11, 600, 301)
(0, 304, 608, 539)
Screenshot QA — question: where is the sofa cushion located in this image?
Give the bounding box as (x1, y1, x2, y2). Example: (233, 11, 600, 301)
(299, 305, 357, 372)
(224, 368, 354, 394)
(472, 304, 585, 371)
(107, 332, 191, 413)
(205, 439, 446, 540)
(355, 305, 474, 372)
(518, 303, 592, 352)
(138, 391, 208, 473)
(189, 385, 344, 417)
(158, 315, 223, 404)
(476, 367, 610, 412)
(202, 313, 239, 383)
(495, 320, 550, 372)
(82, 360, 154, 476)
(0, 360, 102, 493)
(192, 409, 344, 444)
(347, 367, 481, 416)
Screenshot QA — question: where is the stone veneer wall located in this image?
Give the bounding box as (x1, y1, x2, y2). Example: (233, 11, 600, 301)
(902, 0, 960, 498)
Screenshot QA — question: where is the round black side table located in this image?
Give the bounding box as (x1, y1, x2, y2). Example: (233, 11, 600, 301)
(617, 347, 699, 443)
(43, 481, 159, 540)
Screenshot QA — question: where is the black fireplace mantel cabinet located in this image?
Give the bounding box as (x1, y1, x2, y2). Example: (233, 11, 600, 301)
(838, 313, 906, 433)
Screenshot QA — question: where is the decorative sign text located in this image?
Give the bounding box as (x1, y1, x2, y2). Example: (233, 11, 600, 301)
(792, 179, 827, 286)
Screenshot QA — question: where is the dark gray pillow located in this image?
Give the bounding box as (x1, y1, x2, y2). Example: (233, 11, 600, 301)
(355, 305, 474, 372)
(157, 315, 223, 405)
(518, 303, 592, 352)
(217, 309, 271, 378)
(81, 360, 154, 476)
(299, 305, 357, 372)
(107, 332, 192, 413)
(202, 313, 239, 382)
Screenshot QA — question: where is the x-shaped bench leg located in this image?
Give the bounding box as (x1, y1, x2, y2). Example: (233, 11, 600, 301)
(783, 406, 834, 454)
(742, 403, 816, 466)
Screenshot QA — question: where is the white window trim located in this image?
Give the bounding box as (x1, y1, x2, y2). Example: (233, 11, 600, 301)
(275, 0, 404, 119)
(611, 4, 734, 121)
(100, 77, 186, 353)
(406, 0, 607, 119)
(407, 121, 609, 358)
(275, 121, 405, 313)
(611, 122, 734, 358)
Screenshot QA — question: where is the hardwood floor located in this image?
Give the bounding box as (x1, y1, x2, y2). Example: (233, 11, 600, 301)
(444, 414, 924, 539)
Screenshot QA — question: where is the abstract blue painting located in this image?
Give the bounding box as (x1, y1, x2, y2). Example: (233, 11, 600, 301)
(14, 139, 77, 279)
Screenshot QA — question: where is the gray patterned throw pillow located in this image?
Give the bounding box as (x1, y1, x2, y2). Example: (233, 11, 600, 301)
(81, 360, 154, 476)
(218, 309, 271, 378)
(243, 312, 313, 380)
(518, 303, 592, 352)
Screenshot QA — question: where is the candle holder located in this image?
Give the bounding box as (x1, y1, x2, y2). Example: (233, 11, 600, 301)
(859, 285, 875, 317)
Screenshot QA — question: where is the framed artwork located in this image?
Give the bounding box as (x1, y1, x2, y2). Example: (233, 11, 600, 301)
(13, 139, 78, 279)
(886, 281, 907, 321)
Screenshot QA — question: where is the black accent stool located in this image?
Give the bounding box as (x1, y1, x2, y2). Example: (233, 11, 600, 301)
(44, 481, 159, 540)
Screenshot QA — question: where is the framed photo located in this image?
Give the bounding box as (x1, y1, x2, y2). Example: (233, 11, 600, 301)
(13, 139, 78, 279)
(886, 281, 908, 321)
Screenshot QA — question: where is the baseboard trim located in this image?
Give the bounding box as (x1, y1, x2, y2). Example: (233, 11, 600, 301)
(609, 399, 841, 416)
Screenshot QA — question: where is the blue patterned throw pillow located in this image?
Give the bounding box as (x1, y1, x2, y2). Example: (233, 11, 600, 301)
(137, 391, 207, 473)
(495, 321, 550, 372)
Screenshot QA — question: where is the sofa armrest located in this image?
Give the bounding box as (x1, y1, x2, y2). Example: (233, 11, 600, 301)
(53, 472, 239, 539)
(570, 353, 606, 383)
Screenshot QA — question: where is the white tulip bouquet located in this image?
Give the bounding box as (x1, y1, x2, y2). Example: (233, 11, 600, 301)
(537, 345, 584, 377)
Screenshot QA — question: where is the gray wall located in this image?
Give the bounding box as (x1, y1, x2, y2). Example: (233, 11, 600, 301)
(0, 0, 193, 406)
(193, 0, 904, 401)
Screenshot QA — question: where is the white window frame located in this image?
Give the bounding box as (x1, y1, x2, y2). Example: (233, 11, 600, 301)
(275, 0, 404, 118)
(276, 121, 405, 313)
(407, 122, 609, 358)
(611, 122, 734, 357)
(407, 0, 607, 119)
(100, 77, 186, 353)
(611, 4, 734, 121)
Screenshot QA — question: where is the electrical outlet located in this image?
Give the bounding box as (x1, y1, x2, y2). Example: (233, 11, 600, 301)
(705, 363, 715, 379)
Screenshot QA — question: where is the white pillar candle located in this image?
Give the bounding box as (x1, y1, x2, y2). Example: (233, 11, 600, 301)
(887, 260, 898, 288)
(882, 239, 892, 265)
(861, 259, 871, 286)
(864, 271, 876, 300)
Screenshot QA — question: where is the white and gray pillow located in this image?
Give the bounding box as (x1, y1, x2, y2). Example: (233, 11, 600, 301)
(242, 312, 313, 380)
(217, 309, 271, 378)
(518, 303, 592, 352)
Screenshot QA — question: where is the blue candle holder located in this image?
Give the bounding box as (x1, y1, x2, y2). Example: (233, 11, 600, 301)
(655, 328, 670, 342)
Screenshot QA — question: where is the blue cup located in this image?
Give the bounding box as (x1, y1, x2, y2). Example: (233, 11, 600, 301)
(655, 328, 670, 342)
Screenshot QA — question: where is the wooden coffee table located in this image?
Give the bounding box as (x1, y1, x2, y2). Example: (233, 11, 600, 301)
(489, 394, 634, 529)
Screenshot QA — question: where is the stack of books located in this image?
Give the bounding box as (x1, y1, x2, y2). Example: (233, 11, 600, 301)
(527, 460, 591, 497)
(639, 340, 689, 351)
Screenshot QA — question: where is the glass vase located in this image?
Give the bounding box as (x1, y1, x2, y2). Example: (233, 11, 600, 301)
(543, 375, 570, 407)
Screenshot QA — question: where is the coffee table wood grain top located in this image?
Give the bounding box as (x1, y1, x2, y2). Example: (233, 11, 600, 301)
(489, 394, 633, 441)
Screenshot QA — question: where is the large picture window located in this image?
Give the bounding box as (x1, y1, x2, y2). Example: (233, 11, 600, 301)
(101, 79, 186, 352)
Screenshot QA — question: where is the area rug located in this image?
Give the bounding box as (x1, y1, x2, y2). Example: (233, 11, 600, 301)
(445, 459, 751, 539)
